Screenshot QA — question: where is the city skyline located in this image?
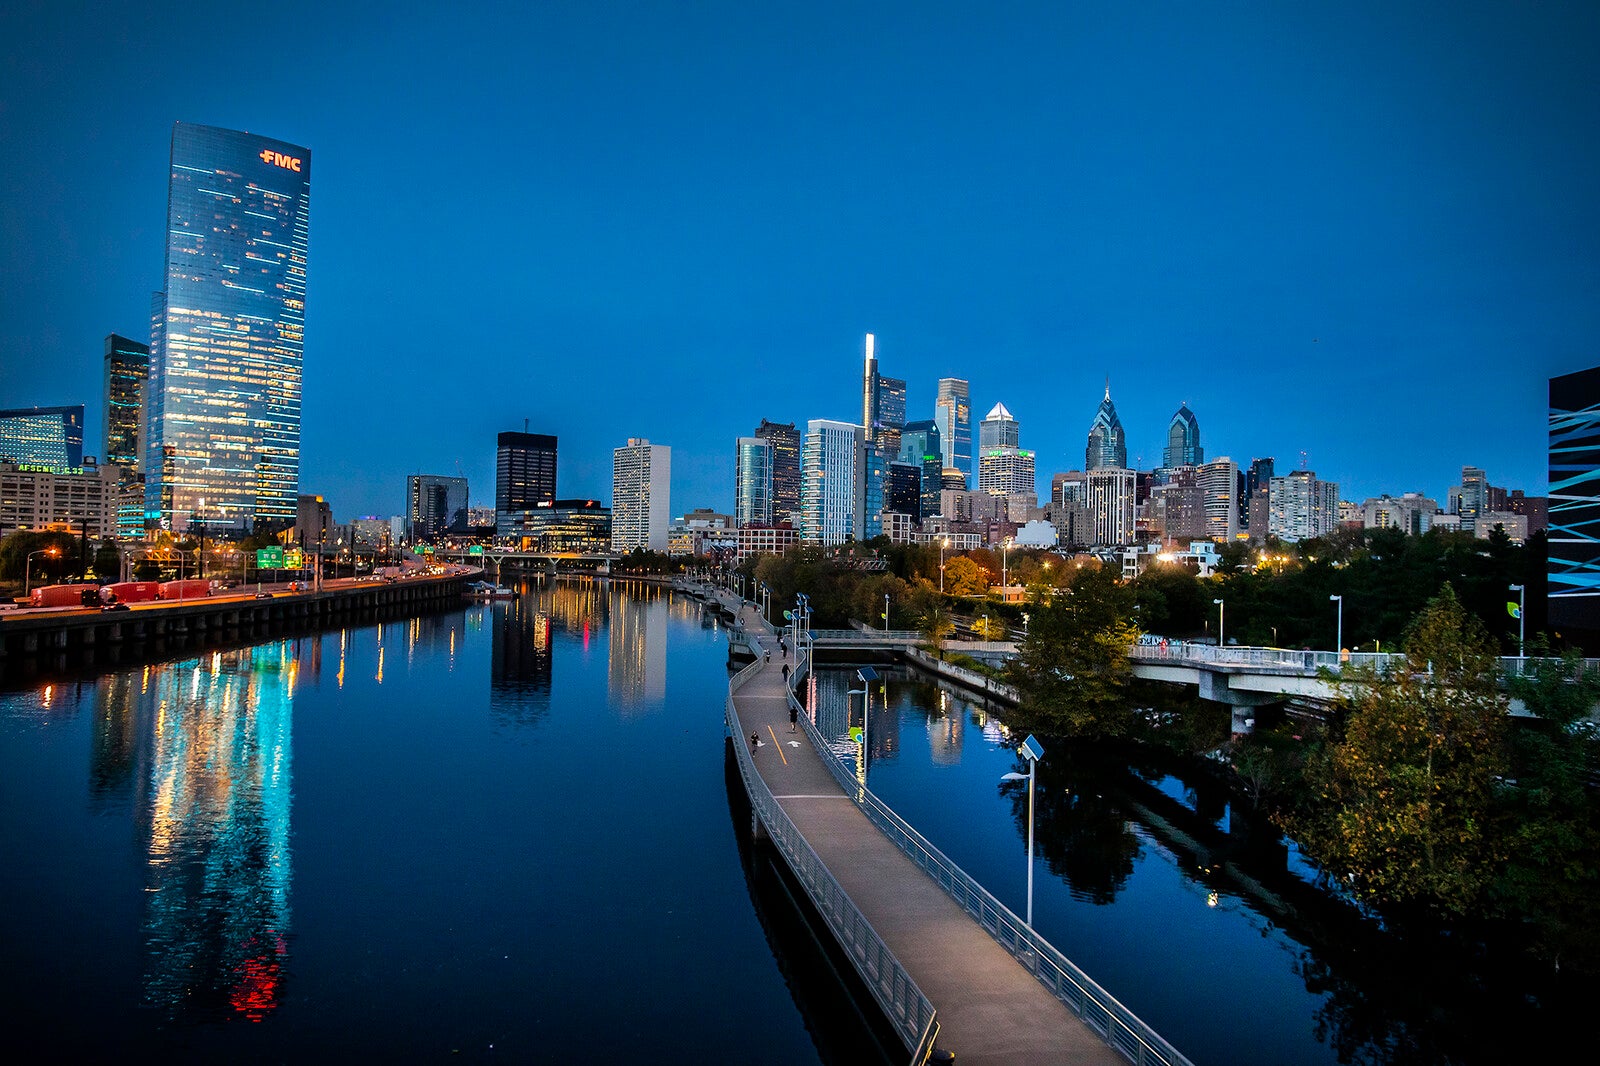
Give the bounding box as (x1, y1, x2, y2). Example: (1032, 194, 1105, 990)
(2, 4, 1594, 520)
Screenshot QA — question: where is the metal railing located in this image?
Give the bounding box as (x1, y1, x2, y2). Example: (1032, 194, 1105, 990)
(727, 659, 939, 1065)
(786, 653, 1191, 1066)
(1130, 642, 1405, 674)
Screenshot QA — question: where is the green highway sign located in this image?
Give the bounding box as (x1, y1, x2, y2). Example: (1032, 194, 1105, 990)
(256, 547, 285, 568)
(468, 545, 484, 556)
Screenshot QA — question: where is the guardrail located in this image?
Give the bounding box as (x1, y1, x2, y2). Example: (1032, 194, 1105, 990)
(726, 658, 939, 1065)
(787, 653, 1190, 1066)
(1131, 644, 1600, 684)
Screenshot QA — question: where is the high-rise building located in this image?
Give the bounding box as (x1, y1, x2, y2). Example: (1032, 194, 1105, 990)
(1197, 457, 1239, 541)
(1268, 470, 1339, 542)
(860, 333, 906, 456)
(1085, 383, 1127, 471)
(611, 439, 671, 552)
(405, 474, 468, 541)
(0, 459, 120, 541)
(979, 448, 1036, 498)
(1087, 467, 1137, 545)
(1458, 466, 1488, 534)
(856, 443, 888, 539)
(1361, 493, 1439, 535)
(1550, 366, 1600, 630)
(934, 378, 972, 486)
(495, 431, 558, 538)
(0, 406, 84, 469)
(146, 122, 311, 534)
(734, 437, 774, 528)
(862, 333, 878, 444)
(899, 419, 943, 521)
(518, 499, 612, 553)
(800, 419, 860, 545)
(1149, 468, 1207, 543)
(103, 335, 149, 471)
(1163, 404, 1203, 470)
(886, 461, 922, 523)
(979, 402, 1020, 451)
(754, 419, 801, 527)
(1243, 457, 1275, 533)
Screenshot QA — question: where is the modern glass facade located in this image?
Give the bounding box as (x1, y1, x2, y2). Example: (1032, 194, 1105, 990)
(1164, 403, 1203, 470)
(754, 419, 801, 527)
(517, 499, 611, 553)
(978, 402, 1019, 451)
(1549, 366, 1600, 629)
(1085, 384, 1128, 471)
(611, 439, 670, 552)
(734, 437, 773, 528)
(495, 431, 558, 537)
(899, 418, 942, 521)
(406, 474, 468, 540)
(886, 461, 922, 523)
(800, 419, 859, 545)
(0, 406, 84, 469)
(935, 378, 971, 486)
(103, 335, 149, 470)
(146, 122, 310, 534)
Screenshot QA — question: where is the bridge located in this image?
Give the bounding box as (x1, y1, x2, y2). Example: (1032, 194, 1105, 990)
(723, 600, 1189, 1065)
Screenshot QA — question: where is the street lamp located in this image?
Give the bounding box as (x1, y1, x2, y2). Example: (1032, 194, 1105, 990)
(1001, 538, 1011, 594)
(940, 537, 949, 594)
(24, 547, 59, 597)
(1213, 598, 1225, 650)
(883, 591, 889, 633)
(1509, 583, 1525, 658)
(1000, 734, 1044, 927)
(1330, 594, 1343, 652)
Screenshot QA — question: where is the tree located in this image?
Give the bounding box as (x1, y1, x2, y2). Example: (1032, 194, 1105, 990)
(942, 555, 986, 596)
(1007, 564, 1138, 738)
(1288, 585, 1508, 917)
(919, 600, 955, 660)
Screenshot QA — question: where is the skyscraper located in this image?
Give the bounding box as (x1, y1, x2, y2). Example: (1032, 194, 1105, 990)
(495, 431, 558, 538)
(611, 439, 671, 552)
(978, 402, 1020, 451)
(860, 333, 906, 455)
(734, 437, 773, 528)
(886, 461, 922, 522)
(1459, 466, 1488, 534)
(1085, 383, 1127, 471)
(103, 334, 149, 471)
(862, 333, 878, 444)
(801, 419, 860, 545)
(406, 474, 468, 540)
(1087, 467, 1137, 545)
(935, 378, 972, 485)
(146, 122, 311, 534)
(1197, 457, 1239, 541)
(754, 419, 801, 526)
(1268, 470, 1339, 542)
(1163, 404, 1203, 470)
(0, 405, 84, 469)
(899, 418, 943, 521)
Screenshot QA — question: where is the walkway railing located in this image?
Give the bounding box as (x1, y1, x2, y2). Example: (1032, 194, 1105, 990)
(787, 653, 1191, 1066)
(726, 659, 939, 1065)
(1132, 643, 1600, 684)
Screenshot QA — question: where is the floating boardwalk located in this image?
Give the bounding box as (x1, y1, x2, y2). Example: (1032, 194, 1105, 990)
(719, 594, 1188, 1066)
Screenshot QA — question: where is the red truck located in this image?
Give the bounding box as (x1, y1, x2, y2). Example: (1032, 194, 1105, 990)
(158, 579, 213, 601)
(30, 583, 102, 608)
(100, 581, 161, 605)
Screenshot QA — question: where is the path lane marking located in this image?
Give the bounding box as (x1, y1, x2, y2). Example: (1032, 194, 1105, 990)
(766, 725, 788, 765)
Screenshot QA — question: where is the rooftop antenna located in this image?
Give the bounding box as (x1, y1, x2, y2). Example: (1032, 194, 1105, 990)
(524, 418, 529, 434)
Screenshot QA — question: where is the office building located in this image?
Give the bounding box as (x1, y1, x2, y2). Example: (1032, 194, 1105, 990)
(0, 406, 84, 469)
(517, 499, 611, 553)
(495, 431, 558, 538)
(295, 495, 334, 553)
(979, 448, 1036, 499)
(754, 419, 801, 527)
(1268, 470, 1339, 542)
(406, 474, 468, 541)
(145, 122, 311, 534)
(856, 443, 888, 539)
(1085, 384, 1127, 471)
(1197, 457, 1239, 541)
(886, 461, 922, 523)
(103, 335, 149, 471)
(899, 419, 943, 521)
(611, 439, 671, 552)
(1149, 467, 1206, 543)
(735, 437, 774, 527)
(800, 419, 860, 545)
(1087, 467, 1137, 545)
(979, 403, 1019, 452)
(859, 333, 907, 456)
(0, 459, 119, 541)
(1360, 493, 1439, 535)
(934, 378, 972, 485)
(1458, 466, 1488, 534)
(1163, 403, 1202, 470)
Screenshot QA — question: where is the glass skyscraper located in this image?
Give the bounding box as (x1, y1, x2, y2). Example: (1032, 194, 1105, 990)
(0, 405, 84, 469)
(103, 335, 149, 470)
(1085, 383, 1128, 470)
(1163, 403, 1203, 470)
(147, 122, 311, 534)
(934, 378, 971, 486)
(754, 419, 801, 527)
(1549, 366, 1600, 630)
(495, 431, 558, 537)
(734, 437, 773, 527)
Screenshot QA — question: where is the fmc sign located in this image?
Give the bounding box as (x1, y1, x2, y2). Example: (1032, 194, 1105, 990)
(259, 149, 303, 172)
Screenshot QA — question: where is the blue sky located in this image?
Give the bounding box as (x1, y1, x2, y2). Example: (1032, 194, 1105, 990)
(2, 2, 1596, 520)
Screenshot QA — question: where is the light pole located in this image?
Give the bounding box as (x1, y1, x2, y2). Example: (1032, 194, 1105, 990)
(883, 591, 889, 633)
(1330, 594, 1343, 652)
(1001, 538, 1011, 594)
(1000, 734, 1044, 927)
(848, 687, 868, 779)
(24, 547, 59, 597)
(1509, 583, 1525, 658)
(940, 537, 949, 594)
(1213, 598, 1225, 649)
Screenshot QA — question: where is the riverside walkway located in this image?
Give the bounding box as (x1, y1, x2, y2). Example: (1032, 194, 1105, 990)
(724, 598, 1184, 1066)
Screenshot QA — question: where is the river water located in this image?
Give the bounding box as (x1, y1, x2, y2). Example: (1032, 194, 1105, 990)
(0, 584, 1572, 1063)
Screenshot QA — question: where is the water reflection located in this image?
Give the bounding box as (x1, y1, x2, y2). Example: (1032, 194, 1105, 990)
(490, 596, 554, 728)
(607, 584, 666, 710)
(138, 643, 295, 1021)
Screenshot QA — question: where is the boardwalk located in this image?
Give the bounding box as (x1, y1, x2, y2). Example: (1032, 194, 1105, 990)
(726, 603, 1138, 1066)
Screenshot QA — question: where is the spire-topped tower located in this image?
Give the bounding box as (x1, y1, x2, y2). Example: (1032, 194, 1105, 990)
(1086, 383, 1127, 471)
(1164, 403, 1202, 469)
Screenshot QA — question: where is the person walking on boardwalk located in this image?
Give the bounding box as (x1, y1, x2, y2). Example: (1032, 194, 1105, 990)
(764, 647, 771, 664)
(789, 703, 799, 733)
(781, 663, 790, 685)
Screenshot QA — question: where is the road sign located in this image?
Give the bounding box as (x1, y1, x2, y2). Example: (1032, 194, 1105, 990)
(284, 548, 304, 569)
(256, 547, 285, 568)
(468, 545, 484, 557)
(1020, 734, 1044, 763)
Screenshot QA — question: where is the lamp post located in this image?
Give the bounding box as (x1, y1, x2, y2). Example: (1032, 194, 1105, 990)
(1213, 598, 1225, 649)
(883, 591, 889, 633)
(1000, 734, 1045, 927)
(1509, 583, 1525, 658)
(24, 548, 59, 597)
(940, 537, 949, 593)
(1330, 594, 1343, 652)
(1002, 538, 1011, 595)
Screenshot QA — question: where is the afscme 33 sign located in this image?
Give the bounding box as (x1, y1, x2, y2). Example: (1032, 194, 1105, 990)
(259, 149, 303, 171)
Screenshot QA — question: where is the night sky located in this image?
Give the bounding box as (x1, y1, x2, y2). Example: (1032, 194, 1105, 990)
(2, 2, 1596, 521)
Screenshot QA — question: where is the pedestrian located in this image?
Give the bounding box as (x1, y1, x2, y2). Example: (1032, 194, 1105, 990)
(789, 704, 799, 733)
(750, 731, 760, 752)
(781, 663, 790, 684)
(764, 648, 771, 664)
